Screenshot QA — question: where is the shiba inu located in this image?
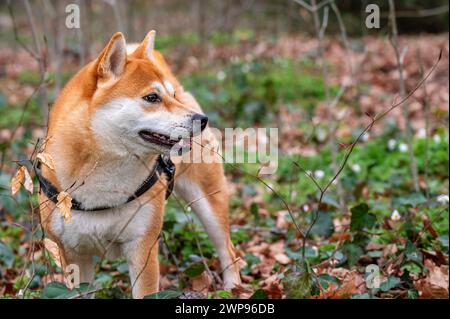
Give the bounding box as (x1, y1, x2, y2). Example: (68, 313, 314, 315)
(38, 31, 241, 298)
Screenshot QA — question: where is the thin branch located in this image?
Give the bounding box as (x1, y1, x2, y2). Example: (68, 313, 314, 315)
(388, 0, 420, 192)
(297, 51, 442, 263)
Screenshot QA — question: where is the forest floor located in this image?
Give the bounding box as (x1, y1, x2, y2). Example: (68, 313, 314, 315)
(0, 32, 448, 299)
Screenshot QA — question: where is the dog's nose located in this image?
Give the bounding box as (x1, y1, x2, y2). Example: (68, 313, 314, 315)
(192, 113, 208, 132)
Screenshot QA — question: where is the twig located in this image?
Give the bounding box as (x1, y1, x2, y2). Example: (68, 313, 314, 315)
(416, 49, 431, 201)
(296, 51, 442, 264)
(309, 0, 346, 210)
(388, 0, 420, 193)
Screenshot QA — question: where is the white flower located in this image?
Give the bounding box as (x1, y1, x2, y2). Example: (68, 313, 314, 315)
(351, 163, 361, 173)
(302, 204, 310, 212)
(417, 128, 427, 139)
(362, 133, 370, 142)
(314, 170, 325, 179)
(316, 128, 327, 142)
(230, 56, 240, 64)
(245, 53, 253, 62)
(436, 194, 449, 205)
(388, 139, 397, 150)
(216, 70, 226, 81)
(391, 210, 401, 221)
(241, 63, 251, 73)
(399, 143, 408, 153)
(433, 134, 441, 143)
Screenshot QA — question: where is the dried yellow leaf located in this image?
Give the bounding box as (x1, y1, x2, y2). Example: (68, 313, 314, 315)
(11, 166, 25, 196)
(23, 166, 34, 194)
(37, 152, 55, 170)
(57, 191, 72, 224)
(44, 238, 62, 268)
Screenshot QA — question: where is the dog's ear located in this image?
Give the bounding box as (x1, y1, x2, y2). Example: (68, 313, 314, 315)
(97, 32, 127, 80)
(130, 30, 156, 61)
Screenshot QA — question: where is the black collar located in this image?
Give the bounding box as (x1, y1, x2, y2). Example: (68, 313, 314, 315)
(36, 155, 175, 212)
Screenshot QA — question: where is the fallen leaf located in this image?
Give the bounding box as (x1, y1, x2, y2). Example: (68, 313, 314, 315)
(11, 166, 25, 196)
(319, 268, 367, 299)
(23, 166, 33, 194)
(276, 211, 289, 229)
(330, 232, 352, 242)
(37, 152, 55, 170)
(191, 272, 212, 295)
(263, 281, 284, 299)
(57, 191, 72, 224)
(44, 238, 62, 267)
(415, 260, 449, 298)
(231, 284, 254, 299)
(274, 253, 290, 265)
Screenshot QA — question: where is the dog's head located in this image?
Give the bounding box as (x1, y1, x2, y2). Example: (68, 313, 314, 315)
(89, 31, 207, 156)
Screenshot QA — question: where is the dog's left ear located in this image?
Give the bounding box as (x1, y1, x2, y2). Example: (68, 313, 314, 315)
(130, 30, 156, 61)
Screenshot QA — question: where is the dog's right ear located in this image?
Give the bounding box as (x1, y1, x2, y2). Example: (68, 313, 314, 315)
(129, 30, 156, 61)
(97, 32, 127, 81)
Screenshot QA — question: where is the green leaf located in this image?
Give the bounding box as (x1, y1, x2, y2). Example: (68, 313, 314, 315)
(250, 202, 259, 223)
(215, 290, 233, 299)
(380, 277, 401, 292)
(344, 243, 364, 266)
(395, 193, 427, 208)
(250, 289, 268, 299)
(283, 270, 313, 298)
(41, 282, 93, 299)
(0, 242, 14, 268)
(438, 235, 449, 249)
(318, 274, 340, 290)
(41, 282, 70, 299)
(350, 203, 376, 231)
(184, 263, 206, 278)
(405, 241, 423, 265)
(144, 290, 182, 299)
(309, 211, 333, 237)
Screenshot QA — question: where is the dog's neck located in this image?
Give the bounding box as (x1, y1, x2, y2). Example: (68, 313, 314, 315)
(44, 113, 159, 210)
(47, 140, 159, 210)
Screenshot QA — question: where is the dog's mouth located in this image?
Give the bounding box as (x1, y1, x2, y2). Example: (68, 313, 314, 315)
(138, 130, 192, 148)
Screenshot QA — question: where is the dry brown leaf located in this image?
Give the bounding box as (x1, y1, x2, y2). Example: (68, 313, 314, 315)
(276, 211, 289, 229)
(415, 260, 449, 299)
(57, 191, 72, 224)
(263, 281, 284, 299)
(23, 166, 33, 194)
(191, 272, 212, 295)
(231, 284, 254, 299)
(44, 238, 62, 268)
(11, 166, 25, 196)
(37, 152, 55, 170)
(319, 268, 367, 299)
(274, 253, 290, 265)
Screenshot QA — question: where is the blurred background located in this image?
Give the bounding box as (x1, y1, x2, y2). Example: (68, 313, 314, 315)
(0, 0, 448, 299)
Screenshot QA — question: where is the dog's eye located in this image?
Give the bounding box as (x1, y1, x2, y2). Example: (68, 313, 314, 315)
(143, 93, 161, 103)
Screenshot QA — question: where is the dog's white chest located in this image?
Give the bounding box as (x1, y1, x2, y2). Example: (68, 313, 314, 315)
(51, 202, 154, 257)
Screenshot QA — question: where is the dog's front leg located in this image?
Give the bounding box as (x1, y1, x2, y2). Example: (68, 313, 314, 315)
(122, 234, 160, 299)
(63, 252, 96, 298)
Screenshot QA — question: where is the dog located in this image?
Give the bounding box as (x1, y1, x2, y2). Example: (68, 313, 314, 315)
(38, 31, 241, 298)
